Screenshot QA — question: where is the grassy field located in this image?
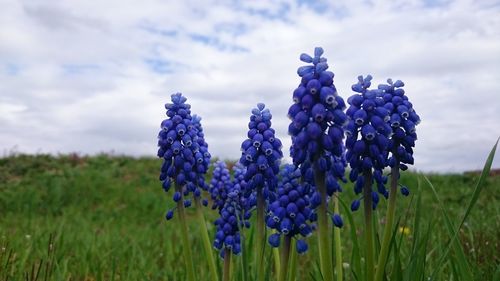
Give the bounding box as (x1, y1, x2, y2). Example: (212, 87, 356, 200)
(0, 154, 499, 280)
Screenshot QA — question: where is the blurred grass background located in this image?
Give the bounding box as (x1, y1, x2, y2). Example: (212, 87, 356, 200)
(0, 154, 499, 280)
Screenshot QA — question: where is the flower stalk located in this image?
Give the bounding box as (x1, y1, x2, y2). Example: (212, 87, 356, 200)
(362, 171, 374, 281)
(256, 189, 266, 281)
(314, 164, 333, 281)
(374, 161, 399, 281)
(333, 194, 343, 281)
(273, 236, 281, 278)
(278, 236, 291, 281)
(176, 184, 196, 281)
(194, 198, 218, 281)
(288, 240, 298, 281)
(223, 249, 231, 281)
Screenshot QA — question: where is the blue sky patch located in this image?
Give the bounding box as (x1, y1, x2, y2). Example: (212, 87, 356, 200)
(62, 64, 100, 75)
(189, 33, 249, 52)
(138, 21, 178, 37)
(144, 58, 174, 74)
(4, 63, 21, 75)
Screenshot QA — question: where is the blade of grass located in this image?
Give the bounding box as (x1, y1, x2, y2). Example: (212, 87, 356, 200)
(389, 231, 402, 281)
(264, 248, 274, 281)
(424, 176, 472, 280)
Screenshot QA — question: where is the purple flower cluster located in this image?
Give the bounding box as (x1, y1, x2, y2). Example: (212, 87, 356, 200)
(266, 165, 315, 254)
(379, 79, 420, 196)
(288, 47, 347, 167)
(191, 115, 211, 190)
(378, 79, 420, 172)
(213, 162, 252, 257)
(346, 75, 420, 208)
(345, 76, 392, 209)
(209, 161, 232, 211)
(157, 93, 211, 219)
(239, 103, 283, 199)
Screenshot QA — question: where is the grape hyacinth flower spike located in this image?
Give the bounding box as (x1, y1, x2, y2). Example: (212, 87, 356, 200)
(213, 172, 251, 281)
(191, 114, 211, 192)
(374, 79, 420, 281)
(189, 115, 219, 281)
(288, 47, 347, 281)
(239, 103, 283, 281)
(157, 92, 200, 281)
(209, 161, 233, 211)
(345, 75, 393, 210)
(213, 187, 248, 257)
(345, 75, 393, 280)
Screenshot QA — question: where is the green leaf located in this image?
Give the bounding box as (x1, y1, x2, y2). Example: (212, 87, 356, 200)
(389, 229, 402, 281)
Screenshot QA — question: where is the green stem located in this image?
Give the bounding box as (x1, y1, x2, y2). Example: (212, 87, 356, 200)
(240, 234, 248, 281)
(363, 171, 374, 281)
(313, 163, 333, 281)
(273, 234, 281, 278)
(374, 164, 399, 281)
(333, 194, 343, 281)
(223, 249, 231, 281)
(288, 240, 297, 281)
(176, 184, 196, 281)
(195, 198, 219, 281)
(278, 236, 291, 281)
(256, 189, 265, 281)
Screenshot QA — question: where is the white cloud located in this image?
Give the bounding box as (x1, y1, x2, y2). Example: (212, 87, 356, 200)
(0, 0, 499, 172)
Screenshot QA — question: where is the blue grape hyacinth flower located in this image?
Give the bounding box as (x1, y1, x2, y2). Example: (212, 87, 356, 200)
(239, 103, 283, 279)
(287, 47, 347, 216)
(232, 162, 254, 210)
(345, 75, 393, 209)
(287, 48, 347, 279)
(239, 103, 283, 201)
(232, 162, 247, 191)
(288, 47, 347, 166)
(266, 164, 315, 254)
(157, 93, 206, 219)
(209, 161, 233, 211)
(213, 182, 251, 258)
(191, 114, 211, 190)
(372, 80, 420, 281)
(378, 79, 420, 171)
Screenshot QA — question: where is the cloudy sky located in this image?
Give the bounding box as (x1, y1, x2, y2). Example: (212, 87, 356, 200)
(1, 0, 499, 172)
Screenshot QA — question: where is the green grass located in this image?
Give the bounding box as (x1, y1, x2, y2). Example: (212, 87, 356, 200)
(0, 154, 499, 280)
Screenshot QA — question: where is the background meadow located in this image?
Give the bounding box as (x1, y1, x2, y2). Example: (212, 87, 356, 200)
(1, 153, 498, 280)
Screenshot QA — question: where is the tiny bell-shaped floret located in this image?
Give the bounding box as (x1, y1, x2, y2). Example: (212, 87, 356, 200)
(331, 213, 343, 228)
(400, 185, 410, 196)
(296, 239, 308, 254)
(351, 199, 361, 211)
(268, 233, 281, 247)
(166, 209, 174, 220)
